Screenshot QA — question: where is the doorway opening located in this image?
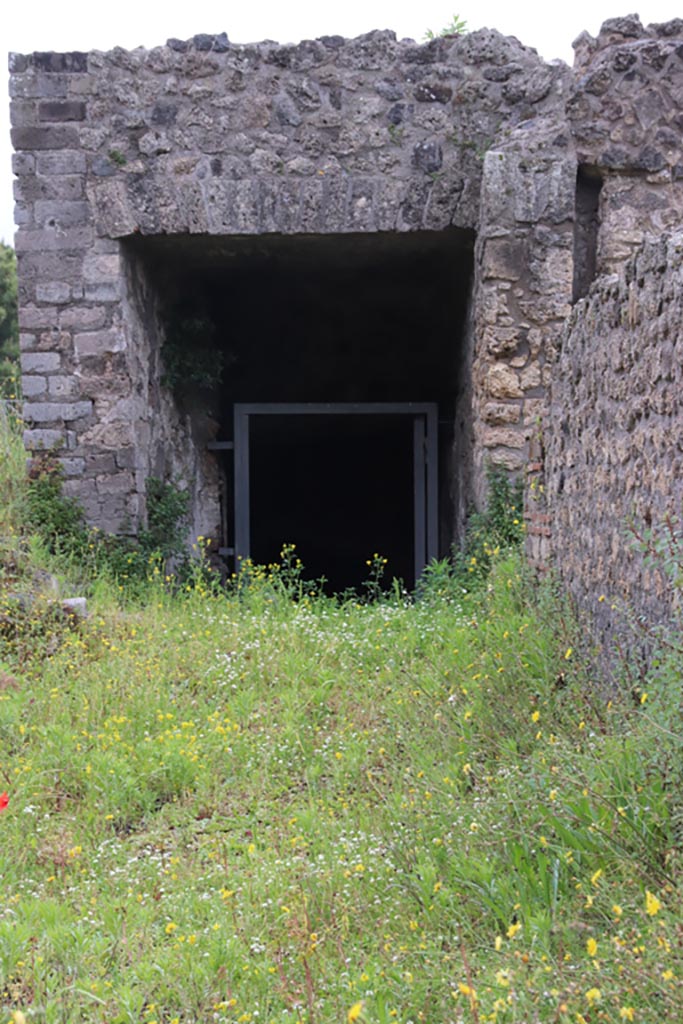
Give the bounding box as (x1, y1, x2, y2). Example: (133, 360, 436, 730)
(234, 403, 437, 592)
(122, 228, 474, 588)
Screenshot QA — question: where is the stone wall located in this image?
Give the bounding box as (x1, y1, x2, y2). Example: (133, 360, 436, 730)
(10, 27, 567, 535)
(8, 14, 683, 582)
(545, 232, 683, 642)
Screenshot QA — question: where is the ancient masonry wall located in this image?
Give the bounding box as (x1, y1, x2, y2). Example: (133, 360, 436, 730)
(9, 27, 570, 536)
(544, 232, 683, 643)
(7, 15, 683, 607)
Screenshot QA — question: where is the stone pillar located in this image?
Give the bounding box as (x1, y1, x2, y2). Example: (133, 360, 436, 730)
(471, 117, 576, 509)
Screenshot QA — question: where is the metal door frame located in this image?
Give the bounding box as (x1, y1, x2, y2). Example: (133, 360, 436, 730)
(234, 402, 438, 583)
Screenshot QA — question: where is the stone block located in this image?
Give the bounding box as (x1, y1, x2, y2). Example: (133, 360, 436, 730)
(11, 126, 80, 150)
(11, 152, 35, 175)
(8, 53, 30, 73)
(38, 100, 87, 121)
(37, 330, 72, 353)
(59, 306, 108, 330)
(34, 200, 91, 228)
(520, 363, 543, 391)
(482, 426, 527, 449)
(23, 400, 93, 423)
(84, 284, 120, 302)
(36, 151, 87, 175)
(486, 447, 525, 471)
(485, 364, 523, 399)
(347, 179, 376, 231)
(15, 174, 85, 202)
(59, 457, 86, 477)
(61, 597, 87, 617)
(48, 375, 80, 398)
(82, 254, 120, 283)
(412, 140, 442, 173)
(14, 227, 93, 252)
(20, 351, 60, 373)
(86, 453, 117, 474)
(97, 471, 134, 495)
(21, 375, 47, 397)
(32, 52, 89, 73)
(483, 401, 521, 425)
(36, 281, 71, 303)
(13, 202, 32, 227)
(74, 329, 125, 358)
(10, 99, 38, 128)
(483, 238, 526, 281)
(17, 251, 84, 283)
(23, 428, 65, 449)
(115, 448, 137, 470)
(19, 305, 58, 330)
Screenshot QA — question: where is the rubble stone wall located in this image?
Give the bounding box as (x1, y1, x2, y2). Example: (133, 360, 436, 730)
(10, 27, 568, 533)
(8, 14, 683, 607)
(545, 232, 683, 642)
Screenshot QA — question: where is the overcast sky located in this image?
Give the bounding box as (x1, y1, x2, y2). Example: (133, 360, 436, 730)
(2, 1, 682, 244)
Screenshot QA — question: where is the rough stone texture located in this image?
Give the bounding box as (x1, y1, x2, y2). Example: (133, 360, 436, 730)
(8, 16, 683, 600)
(545, 232, 683, 649)
(9, 26, 569, 536)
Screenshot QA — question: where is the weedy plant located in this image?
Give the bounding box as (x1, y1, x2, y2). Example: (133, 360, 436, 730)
(1, 412, 683, 1024)
(424, 13, 468, 39)
(19, 444, 191, 598)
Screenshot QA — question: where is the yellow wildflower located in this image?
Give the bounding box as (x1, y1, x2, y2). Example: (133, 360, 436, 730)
(645, 890, 661, 916)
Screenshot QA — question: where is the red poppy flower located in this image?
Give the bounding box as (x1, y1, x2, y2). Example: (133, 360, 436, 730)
(0, 792, 8, 812)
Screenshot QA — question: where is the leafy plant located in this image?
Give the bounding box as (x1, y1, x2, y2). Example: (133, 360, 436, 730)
(445, 464, 525, 590)
(424, 13, 468, 40)
(0, 242, 20, 399)
(21, 450, 190, 595)
(161, 305, 224, 395)
(139, 477, 190, 559)
(22, 451, 87, 557)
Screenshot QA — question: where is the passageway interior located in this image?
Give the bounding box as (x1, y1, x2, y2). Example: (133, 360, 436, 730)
(124, 229, 474, 590)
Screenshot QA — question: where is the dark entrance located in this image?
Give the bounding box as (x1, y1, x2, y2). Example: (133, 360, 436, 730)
(122, 228, 474, 587)
(233, 403, 437, 592)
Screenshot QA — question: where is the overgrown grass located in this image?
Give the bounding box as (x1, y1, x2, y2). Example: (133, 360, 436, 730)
(1, 418, 682, 1024)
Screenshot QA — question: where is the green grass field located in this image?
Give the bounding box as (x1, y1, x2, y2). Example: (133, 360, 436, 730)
(1, 411, 682, 1024)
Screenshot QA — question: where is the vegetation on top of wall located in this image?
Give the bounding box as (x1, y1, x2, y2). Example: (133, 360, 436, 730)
(424, 12, 468, 39)
(0, 242, 20, 400)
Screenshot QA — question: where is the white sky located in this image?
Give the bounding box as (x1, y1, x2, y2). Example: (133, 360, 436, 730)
(2, 1, 682, 244)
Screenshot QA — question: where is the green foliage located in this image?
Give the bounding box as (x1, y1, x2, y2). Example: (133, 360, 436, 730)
(139, 477, 190, 559)
(457, 463, 524, 584)
(3, 401, 683, 1020)
(0, 242, 20, 399)
(417, 464, 525, 599)
(20, 450, 190, 594)
(626, 516, 683, 867)
(22, 451, 87, 556)
(0, 543, 681, 1022)
(161, 303, 224, 395)
(424, 12, 468, 40)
